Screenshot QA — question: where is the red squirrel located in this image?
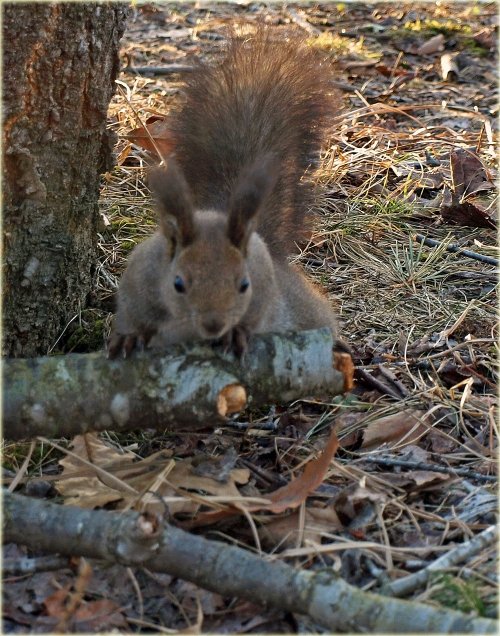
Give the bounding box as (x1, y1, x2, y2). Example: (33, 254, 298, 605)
(108, 31, 339, 358)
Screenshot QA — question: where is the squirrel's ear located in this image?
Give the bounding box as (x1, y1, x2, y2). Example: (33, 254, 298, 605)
(228, 153, 278, 251)
(148, 159, 196, 246)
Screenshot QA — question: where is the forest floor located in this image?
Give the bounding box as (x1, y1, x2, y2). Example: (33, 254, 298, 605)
(3, 2, 498, 633)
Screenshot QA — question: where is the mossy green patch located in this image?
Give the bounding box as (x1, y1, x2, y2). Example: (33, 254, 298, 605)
(403, 18, 473, 36)
(430, 572, 488, 616)
(65, 317, 106, 353)
(308, 32, 380, 60)
(462, 37, 490, 57)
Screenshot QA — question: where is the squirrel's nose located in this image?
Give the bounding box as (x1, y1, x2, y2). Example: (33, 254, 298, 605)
(201, 317, 226, 338)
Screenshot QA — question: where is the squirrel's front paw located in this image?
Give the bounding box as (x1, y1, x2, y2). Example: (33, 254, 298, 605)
(220, 325, 249, 358)
(107, 331, 151, 359)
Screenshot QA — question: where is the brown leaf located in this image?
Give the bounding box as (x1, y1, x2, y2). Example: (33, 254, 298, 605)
(185, 428, 339, 527)
(361, 409, 429, 450)
(126, 116, 176, 158)
(428, 429, 458, 454)
(264, 428, 339, 513)
(44, 594, 127, 632)
(375, 63, 411, 78)
(336, 411, 366, 449)
(55, 434, 137, 507)
(165, 458, 250, 497)
(116, 142, 132, 166)
(43, 588, 71, 617)
(450, 149, 495, 199)
(472, 28, 496, 50)
(440, 188, 496, 229)
(260, 505, 342, 549)
(55, 434, 249, 516)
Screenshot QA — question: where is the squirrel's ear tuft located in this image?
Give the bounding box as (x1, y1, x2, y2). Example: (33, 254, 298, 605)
(149, 159, 196, 246)
(228, 153, 278, 251)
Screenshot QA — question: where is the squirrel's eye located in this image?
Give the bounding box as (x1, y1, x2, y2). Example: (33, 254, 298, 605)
(239, 277, 250, 293)
(174, 275, 186, 293)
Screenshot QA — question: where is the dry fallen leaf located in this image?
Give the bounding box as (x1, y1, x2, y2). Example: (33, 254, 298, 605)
(126, 116, 175, 158)
(361, 409, 429, 450)
(440, 187, 496, 229)
(55, 434, 249, 516)
(264, 428, 339, 513)
(43, 589, 126, 632)
(373, 470, 452, 492)
(187, 428, 339, 527)
(260, 505, 343, 549)
(55, 434, 137, 507)
(450, 148, 495, 199)
(438, 149, 496, 228)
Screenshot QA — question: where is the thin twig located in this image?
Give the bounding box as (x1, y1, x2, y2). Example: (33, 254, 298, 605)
(387, 524, 498, 597)
(356, 455, 497, 484)
(377, 365, 411, 397)
(123, 64, 193, 75)
(354, 368, 402, 400)
(415, 234, 499, 267)
(3, 555, 72, 576)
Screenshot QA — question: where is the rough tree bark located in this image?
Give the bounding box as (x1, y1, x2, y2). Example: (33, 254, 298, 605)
(2, 3, 128, 357)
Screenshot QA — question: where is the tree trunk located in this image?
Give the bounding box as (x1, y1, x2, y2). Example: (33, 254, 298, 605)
(2, 2, 128, 357)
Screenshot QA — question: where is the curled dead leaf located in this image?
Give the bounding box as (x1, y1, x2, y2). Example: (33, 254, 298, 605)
(264, 428, 339, 513)
(440, 53, 459, 81)
(186, 428, 339, 527)
(125, 116, 176, 158)
(450, 149, 495, 199)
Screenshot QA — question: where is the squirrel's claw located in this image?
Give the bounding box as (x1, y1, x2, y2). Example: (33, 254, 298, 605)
(106, 333, 124, 359)
(232, 325, 249, 358)
(107, 331, 152, 359)
(220, 325, 249, 359)
(122, 335, 137, 358)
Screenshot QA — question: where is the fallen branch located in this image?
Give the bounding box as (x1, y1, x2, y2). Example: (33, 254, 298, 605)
(354, 367, 402, 400)
(387, 524, 498, 598)
(2, 555, 71, 576)
(357, 456, 497, 484)
(3, 329, 352, 441)
(123, 63, 193, 75)
(3, 490, 496, 634)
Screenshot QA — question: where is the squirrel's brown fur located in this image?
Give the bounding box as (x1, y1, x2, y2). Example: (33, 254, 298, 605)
(108, 31, 340, 357)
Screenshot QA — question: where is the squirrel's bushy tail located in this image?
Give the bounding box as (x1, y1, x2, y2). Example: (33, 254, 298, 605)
(170, 29, 338, 257)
